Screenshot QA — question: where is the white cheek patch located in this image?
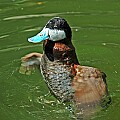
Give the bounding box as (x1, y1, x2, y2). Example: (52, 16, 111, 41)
(48, 29, 66, 41)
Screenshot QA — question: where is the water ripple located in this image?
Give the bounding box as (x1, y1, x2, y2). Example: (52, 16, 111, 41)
(3, 13, 64, 21)
(0, 34, 9, 39)
(0, 44, 41, 53)
(22, 27, 42, 32)
(3, 11, 119, 21)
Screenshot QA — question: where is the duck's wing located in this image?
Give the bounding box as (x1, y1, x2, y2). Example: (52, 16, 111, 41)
(19, 53, 43, 75)
(72, 65, 111, 119)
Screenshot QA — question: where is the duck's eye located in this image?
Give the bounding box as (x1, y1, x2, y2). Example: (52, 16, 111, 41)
(39, 34, 42, 36)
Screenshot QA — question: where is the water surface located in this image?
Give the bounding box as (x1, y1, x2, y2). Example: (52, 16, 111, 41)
(0, 0, 120, 120)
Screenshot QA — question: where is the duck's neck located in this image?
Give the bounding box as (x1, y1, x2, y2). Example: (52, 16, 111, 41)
(43, 39, 80, 65)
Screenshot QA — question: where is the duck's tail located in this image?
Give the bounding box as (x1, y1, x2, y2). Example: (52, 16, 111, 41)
(19, 53, 42, 75)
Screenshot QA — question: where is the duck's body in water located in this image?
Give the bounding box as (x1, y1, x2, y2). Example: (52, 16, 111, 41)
(20, 17, 111, 119)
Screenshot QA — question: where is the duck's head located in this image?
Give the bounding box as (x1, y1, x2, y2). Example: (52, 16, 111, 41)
(28, 17, 72, 43)
(28, 17, 79, 64)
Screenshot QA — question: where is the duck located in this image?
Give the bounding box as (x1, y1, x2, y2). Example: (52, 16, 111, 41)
(20, 17, 111, 119)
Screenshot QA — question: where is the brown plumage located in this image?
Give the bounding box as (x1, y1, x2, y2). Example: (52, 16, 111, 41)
(20, 17, 111, 119)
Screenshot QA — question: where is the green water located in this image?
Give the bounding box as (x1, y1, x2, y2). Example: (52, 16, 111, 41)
(0, 0, 120, 120)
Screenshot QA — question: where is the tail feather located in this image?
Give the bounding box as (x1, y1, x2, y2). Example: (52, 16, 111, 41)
(19, 53, 42, 75)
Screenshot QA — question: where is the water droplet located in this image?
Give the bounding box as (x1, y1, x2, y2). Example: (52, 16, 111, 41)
(102, 43, 106, 46)
(75, 29, 78, 32)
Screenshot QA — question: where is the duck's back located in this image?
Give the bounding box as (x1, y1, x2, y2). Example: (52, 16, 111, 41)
(72, 65, 108, 103)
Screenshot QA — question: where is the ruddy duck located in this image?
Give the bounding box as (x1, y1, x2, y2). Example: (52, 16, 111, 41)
(20, 17, 111, 119)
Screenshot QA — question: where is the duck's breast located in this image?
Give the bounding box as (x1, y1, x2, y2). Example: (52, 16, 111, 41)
(40, 54, 75, 102)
